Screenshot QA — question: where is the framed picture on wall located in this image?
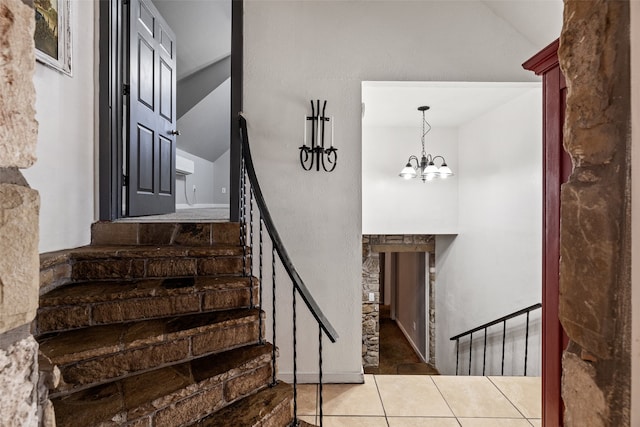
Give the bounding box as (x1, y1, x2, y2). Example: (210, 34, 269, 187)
(34, 0, 72, 76)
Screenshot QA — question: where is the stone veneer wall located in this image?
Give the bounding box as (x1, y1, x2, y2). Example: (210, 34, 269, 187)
(0, 0, 42, 425)
(558, 1, 632, 425)
(362, 7, 633, 420)
(362, 234, 435, 368)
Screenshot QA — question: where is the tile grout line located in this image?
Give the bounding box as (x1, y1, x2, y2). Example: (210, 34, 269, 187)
(372, 375, 391, 427)
(486, 376, 528, 419)
(429, 376, 463, 426)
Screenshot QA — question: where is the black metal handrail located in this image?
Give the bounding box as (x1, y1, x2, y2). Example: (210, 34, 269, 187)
(450, 303, 541, 376)
(238, 114, 338, 426)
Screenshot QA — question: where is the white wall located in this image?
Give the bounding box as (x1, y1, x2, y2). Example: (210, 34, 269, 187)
(396, 252, 427, 360)
(212, 149, 230, 206)
(631, 0, 639, 423)
(23, 0, 96, 253)
(435, 89, 542, 375)
(175, 148, 215, 208)
(244, 0, 541, 381)
(362, 126, 458, 234)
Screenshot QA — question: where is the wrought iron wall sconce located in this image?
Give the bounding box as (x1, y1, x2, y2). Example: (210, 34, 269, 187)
(299, 100, 337, 172)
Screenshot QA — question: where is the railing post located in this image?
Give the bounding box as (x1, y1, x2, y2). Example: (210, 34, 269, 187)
(318, 325, 324, 427)
(469, 332, 473, 375)
(455, 338, 459, 376)
(258, 218, 264, 344)
(292, 286, 298, 423)
(271, 246, 277, 386)
(524, 311, 531, 376)
(501, 320, 506, 375)
(482, 328, 487, 376)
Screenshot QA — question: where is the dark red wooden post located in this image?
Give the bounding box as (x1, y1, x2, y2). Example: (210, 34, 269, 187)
(523, 39, 571, 427)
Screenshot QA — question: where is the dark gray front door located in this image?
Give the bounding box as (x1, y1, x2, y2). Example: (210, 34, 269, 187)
(127, 0, 177, 216)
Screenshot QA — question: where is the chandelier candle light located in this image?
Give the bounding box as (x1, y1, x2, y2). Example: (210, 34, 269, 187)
(399, 106, 454, 182)
(299, 99, 337, 172)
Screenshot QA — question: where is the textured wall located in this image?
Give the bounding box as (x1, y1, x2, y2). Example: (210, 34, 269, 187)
(0, 0, 41, 425)
(558, 0, 631, 425)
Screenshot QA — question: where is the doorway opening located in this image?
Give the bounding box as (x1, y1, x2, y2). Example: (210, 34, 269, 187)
(98, 0, 241, 221)
(362, 234, 437, 375)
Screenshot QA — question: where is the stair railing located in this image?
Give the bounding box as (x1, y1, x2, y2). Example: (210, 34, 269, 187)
(238, 114, 339, 427)
(450, 303, 541, 376)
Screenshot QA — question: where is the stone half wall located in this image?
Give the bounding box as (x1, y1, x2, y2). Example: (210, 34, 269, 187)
(362, 234, 436, 368)
(558, 0, 631, 425)
(0, 0, 41, 425)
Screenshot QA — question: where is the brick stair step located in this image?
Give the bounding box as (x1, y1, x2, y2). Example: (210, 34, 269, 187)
(38, 308, 262, 394)
(67, 245, 249, 281)
(37, 276, 258, 334)
(191, 381, 294, 427)
(52, 343, 275, 427)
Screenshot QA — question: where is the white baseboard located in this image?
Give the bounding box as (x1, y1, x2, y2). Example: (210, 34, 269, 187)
(277, 371, 364, 384)
(396, 319, 427, 362)
(176, 203, 229, 209)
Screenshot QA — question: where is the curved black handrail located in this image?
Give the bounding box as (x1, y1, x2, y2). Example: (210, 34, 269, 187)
(450, 303, 541, 341)
(238, 114, 338, 343)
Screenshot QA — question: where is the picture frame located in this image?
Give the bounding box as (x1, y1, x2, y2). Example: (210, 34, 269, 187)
(34, 0, 72, 76)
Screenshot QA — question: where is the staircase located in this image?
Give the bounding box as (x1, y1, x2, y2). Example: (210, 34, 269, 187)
(35, 221, 297, 427)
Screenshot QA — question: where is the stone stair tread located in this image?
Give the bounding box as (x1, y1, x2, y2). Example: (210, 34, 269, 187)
(69, 244, 248, 260)
(39, 308, 258, 362)
(40, 276, 256, 307)
(52, 343, 274, 427)
(191, 381, 293, 427)
(39, 308, 262, 392)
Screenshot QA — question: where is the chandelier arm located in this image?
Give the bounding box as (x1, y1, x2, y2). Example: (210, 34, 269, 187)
(430, 155, 447, 165)
(407, 155, 420, 168)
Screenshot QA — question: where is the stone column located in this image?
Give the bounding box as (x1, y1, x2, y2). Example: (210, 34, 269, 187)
(361, 236, 380, 367)
(558, 0, 631, 425)
(0, 0, 41, 425)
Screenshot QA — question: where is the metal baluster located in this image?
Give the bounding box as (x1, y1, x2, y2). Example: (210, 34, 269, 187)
(258, 218, 264, 344)
(249, 191, 254, 306)
(240, 161, 247, 277)
(318, 326, 324, 427)
(482, 327, 487, 376)
(455, 339, 459, 376)
(271, 246, 277, 386)
(468, 332, 473, 375)
(250, 192, 254, 271)
(524, 311, 530, 376)
(292, 286, 298, 424)
(501, 320, 506, 375)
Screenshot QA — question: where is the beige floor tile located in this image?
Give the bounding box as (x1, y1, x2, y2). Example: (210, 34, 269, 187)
(321, 375, 385, 416)
(387, 417, 461, 427)
(488, 376, 542, 418)
(432, 376, 522, 418)
(375, 375, 453, 417)
(458, 418, 532, 427)
(528, 419, 542, 427)
(297, 384, 318, 416)
(300, 416, 388, 427)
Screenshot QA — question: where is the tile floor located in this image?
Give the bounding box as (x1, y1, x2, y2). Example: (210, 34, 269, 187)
(297, 375, 541, 427)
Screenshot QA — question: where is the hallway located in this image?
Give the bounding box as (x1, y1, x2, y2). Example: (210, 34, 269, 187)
(298, 374, 541, 426)
(365, 305, 438, 375)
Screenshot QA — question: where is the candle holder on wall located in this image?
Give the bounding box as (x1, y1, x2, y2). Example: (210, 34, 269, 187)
(299, 100, 337, 172)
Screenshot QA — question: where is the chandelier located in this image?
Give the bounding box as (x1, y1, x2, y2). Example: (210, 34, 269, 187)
(398, 106, 453, 182)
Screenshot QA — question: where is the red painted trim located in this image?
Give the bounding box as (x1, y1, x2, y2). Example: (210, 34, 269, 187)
(523, 40, 568, 427)
(522, 39, 561, 76)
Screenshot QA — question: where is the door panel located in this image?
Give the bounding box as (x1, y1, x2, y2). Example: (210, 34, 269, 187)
(127, 0, 176, 216)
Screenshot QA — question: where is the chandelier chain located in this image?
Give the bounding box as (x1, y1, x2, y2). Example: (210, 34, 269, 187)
(421, 110, 432, 157)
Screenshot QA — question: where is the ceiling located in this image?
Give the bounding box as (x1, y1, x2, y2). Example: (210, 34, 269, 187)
(362, 81, 541, 129)
(152, 0, 231, 80)
(481, 0, 564, 51)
